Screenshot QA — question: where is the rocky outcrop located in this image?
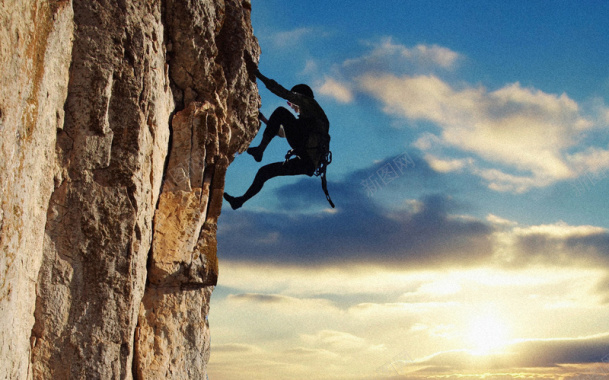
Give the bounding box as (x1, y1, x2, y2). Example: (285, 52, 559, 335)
(0, 0, 260, 379)
(1, 0, 75, 378)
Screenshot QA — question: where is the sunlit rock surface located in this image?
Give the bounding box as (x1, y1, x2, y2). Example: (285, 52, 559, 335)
(0, 0, 259, 378)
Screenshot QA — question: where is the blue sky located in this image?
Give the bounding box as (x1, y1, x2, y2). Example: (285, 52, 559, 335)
(212, 2, 609, 379)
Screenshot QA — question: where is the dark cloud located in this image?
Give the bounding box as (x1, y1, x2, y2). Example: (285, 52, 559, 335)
(227, 293, 292, 305)
(511, 335, 609, 367)
(413, 334, 609, 372)
(515, 230, 609, 267)
(596, 275, 609, 304)
(566, 233, 609, 260)
(218, 154, 493, 268)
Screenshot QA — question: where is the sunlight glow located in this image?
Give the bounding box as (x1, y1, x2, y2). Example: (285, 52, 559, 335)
(466, 311, 511, 355)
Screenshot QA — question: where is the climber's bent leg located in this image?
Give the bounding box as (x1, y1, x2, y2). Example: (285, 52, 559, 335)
(247, 107, 297, 162)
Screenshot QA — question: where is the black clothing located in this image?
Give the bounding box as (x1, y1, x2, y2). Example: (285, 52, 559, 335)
(263, 107, 315, 166)
(224, 107, 317, 210)
(223, 72, 330, 210)
(257, 72, 329, 136)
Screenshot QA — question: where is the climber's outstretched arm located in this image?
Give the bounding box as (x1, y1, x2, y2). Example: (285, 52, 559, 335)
(255, 70, 305, 104)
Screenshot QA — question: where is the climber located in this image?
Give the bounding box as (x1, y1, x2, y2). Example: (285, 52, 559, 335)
(223, 69, 334, 210)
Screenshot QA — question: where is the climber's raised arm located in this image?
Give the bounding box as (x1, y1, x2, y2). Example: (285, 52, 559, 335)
(256, 70, 307, 105)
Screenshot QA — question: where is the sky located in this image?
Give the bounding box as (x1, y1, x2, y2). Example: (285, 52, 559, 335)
(210, 1, 609, 379)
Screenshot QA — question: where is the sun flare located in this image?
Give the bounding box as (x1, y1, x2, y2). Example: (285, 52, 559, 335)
(466, 312, 511, 355)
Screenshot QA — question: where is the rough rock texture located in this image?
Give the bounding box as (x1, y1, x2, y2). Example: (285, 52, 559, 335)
(1, 0, 75, 378)
(0, 0, 260, 379)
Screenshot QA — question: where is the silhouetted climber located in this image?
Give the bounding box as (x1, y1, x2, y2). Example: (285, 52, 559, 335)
(223, 69, 334, 210)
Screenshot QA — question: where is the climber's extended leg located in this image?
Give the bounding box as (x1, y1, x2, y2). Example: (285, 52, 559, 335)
(223, 158, 315, 210)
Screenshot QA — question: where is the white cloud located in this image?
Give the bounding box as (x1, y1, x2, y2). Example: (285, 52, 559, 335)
(512, 220, 606, 238)
(326, 38, 609, 193)
(281, 346, 340, 360)
(300, 330, 383, 353)
(474, 167, 541, 193)
(424, 154, 473, 173)
(210, 260, 609, 379)
(269, 27, 316, 48)
(212, 208, 609, 379)
(358, 73, 599, 192)
(213, 343, 261, 353)
(342, 37, 462, 75)
(410, 43, 461, 68)
(216, 261, 431, 296)
(486, 214, 518, 227)
(567, 147, 609, 174)
(318, 77, 354, 103)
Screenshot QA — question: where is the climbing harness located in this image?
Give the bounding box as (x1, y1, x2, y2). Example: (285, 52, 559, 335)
(283, 141, 335, 208)
(316, 150, 335, 208)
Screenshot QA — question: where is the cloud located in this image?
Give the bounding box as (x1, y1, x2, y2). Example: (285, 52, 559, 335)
(357, 74, 598, 192)
(301, 330, 384, 353)
(409, 43, 461, 69)
(219, 155, 493, 269)
(486, 214, 518, 227)
(317, 38, 462, 107)
(210, 258, 609, 379)
(510, 334, 609, 367)
(493, 221, 609, 267)
(568, 147, 609, 174)
(413, 333, 609, 372)
(215, 261, 433, 300)
(228, 293, 294, 305)
(227, 293, 339, 313)
(320, 37, 609, 193)
(595, 274, 609, 304)
(220, 155, 609, 271)
(474, 168, 540, 193)
(424, 154, 474, 173)
(342, 37, 462, 76)
(213, 343, 261, 353)
(318, 77, 354, 103)
(267, 27, 318, 48)
(281, 347, 340, 360)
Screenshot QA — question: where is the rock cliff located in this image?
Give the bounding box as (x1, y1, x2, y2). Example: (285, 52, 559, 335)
(0, 0, 260, 378)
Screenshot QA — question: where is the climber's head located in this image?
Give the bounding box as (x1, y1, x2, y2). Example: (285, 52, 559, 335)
(291, 84, 314, 99)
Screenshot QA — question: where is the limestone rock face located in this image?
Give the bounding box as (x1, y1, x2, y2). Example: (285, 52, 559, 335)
(1, 0, 74, 378)
(0, 0, 260, 379)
